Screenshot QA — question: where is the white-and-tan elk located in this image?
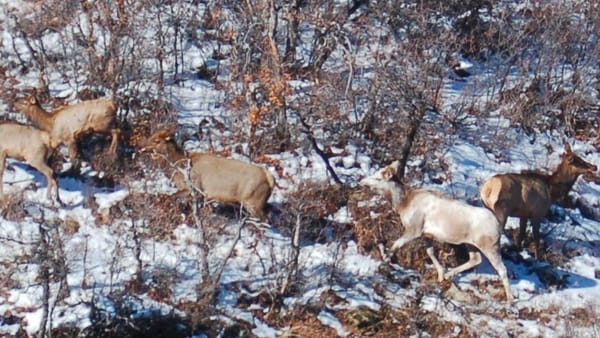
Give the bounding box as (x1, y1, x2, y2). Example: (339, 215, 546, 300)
(361, 161, 513, 301)
(13, 94, 119, 171)
(480, 143, 597, 257)
(139, 127, 275, 220)
(0, 122, 61, 203)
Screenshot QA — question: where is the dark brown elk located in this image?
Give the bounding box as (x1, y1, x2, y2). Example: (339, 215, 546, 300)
(361, 161, 513, 301)
(0, 122, 61, 203)
(139, 127, 275, 220)
(480, 143, 598, 257)
(13, 95, 119, 171)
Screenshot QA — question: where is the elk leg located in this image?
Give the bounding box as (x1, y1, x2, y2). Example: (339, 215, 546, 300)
(493, 209, 512, 244)
(391, 236, 413, 252)
(243, 186, 269, 220)
(494, 209, 508, 230)
(483, 245, 513, 301)
(108, 128, 120, 155)
(0, 151, 6, 196)
(425, 247, 445, 282)
(531, 219, 542, 258)
(68, 141, 81, 171)
(390, 227, 422, 252)
(247, 205, 268, 221)
(516, 217, 528, 250)
(30, 158, 60, 204)
(443, 249, 482, 281)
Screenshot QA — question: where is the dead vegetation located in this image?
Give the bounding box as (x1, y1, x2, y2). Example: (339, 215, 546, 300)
(0, 191, 29, 221)
(337, 300, 471, 337)
(347, 186, 403, 259)
(105, 192, 193, 240)
(279, 181, 350, 242)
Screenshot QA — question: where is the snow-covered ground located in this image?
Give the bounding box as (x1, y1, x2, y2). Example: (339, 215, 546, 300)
(0, 98, 598, 337)
(1, 1, 599, 337)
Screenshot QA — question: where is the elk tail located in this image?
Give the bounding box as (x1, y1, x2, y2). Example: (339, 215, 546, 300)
(479, 178, 499, 211)
(263, 168, 277, 190)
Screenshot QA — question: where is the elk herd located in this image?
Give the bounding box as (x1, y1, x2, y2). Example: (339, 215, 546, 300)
(1, 93, 598, 302)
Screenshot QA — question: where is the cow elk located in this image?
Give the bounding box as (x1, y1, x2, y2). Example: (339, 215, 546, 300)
(0, 122, 61, 203)
(480, 143, 597, 257)
(361, 161, 513, 301)
(139, 127, 275, 220)
(13, 94, 120, 171)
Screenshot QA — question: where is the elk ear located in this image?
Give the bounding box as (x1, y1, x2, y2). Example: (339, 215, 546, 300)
(388, 161, 400, 175)
(154, 126, 177, 141)
(564, 142, 572, 154)
(382, 161, 400, 180)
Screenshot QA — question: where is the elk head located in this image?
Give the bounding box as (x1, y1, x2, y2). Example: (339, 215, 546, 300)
(138, 126, 183, 163)
(13, 95, 40, 113)
(561, 143, 597, 178)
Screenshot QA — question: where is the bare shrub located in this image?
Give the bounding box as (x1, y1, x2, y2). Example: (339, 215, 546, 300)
(280, 181, 350, 243)
(0, 191, 28, 221)
(347, 186, 402, 259)
(4, 1, 196, 131)
(339, 302, 471, 338)
(488, 2, 600, 139)
(177, 300, 253, 337)
(81, 294, 191, 338)
(108, 192, 193, 240)
(280, 308, 339, 337)
(565, 303, 600, 335)
(35, 217, 70, 336)
(144, 268, 179, 303)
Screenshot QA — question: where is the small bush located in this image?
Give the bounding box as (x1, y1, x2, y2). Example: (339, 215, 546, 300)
(108, 192, 193, 240)
(347, 186, 402, 259)
(0, 191, 28, 221)
(279, 181, 350, 243)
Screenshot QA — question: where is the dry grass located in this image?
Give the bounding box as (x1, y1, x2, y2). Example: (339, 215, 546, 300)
(279, 309, 340, 338)
(347, 186, 402, 259)
(0, 191, 28, 221)
(106, 192, 193, 240)
(338, 303, 471, 337)
(279, 181, 350, 242)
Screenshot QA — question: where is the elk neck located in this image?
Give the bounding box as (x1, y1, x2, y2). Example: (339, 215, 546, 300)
(17, 102, 55, 132)
(547, 159, 581, 202)
(383, 180, 404, 209)
(153, 141, 189, 172)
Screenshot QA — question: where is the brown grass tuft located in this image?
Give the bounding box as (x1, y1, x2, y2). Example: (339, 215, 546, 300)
(108, 192, 193, 240)
(0, 191, 29, 221)
(279, 181, 350, 242)
(347, 186, 402, 259)
(62, 216, 80, 235)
